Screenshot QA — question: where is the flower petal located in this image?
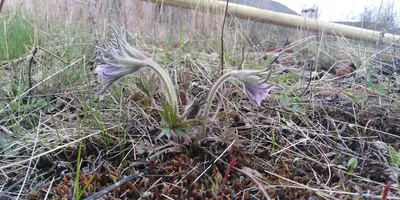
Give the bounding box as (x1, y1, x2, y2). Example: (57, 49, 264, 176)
(96, 65, 140, 78)
(94, 27, 152, 95)
(94, 64, 143, 95)
(244, 83, 274, 106)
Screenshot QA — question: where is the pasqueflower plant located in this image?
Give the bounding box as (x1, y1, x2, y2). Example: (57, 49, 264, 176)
(95, 27, 178, 113)
(95, 26, 279, 139)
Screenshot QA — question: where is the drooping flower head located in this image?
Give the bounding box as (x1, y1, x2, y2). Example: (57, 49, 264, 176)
(94, 26, 178, 112)
(94, 27, 149, 95)
(231, 70, 274, 106)
(200, 40, 288, 137)
(202, 68, 275, 122)
(227, 40, 289, 106)
(200, 68, 275, 137)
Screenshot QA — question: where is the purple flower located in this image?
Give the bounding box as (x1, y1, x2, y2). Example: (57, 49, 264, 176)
(231, 70, 274, 106)
(94, 64, 142, 95)
(93, 27, 178, 111)
(94, 27, 149, 96)
(244, 82, 274, 106)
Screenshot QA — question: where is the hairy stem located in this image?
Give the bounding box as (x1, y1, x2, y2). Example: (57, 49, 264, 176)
(201, 71, 234, 137)
(146, 60, 178, 113)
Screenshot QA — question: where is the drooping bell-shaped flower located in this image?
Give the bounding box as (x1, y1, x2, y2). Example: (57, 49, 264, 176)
(94, 27, 149, 96)
(231, 70, 274, 106)
(244, 82, 274, 106)
(94, 64, 143, 95)
(200, 68, 275, 137)
(94, 27, 178, 111)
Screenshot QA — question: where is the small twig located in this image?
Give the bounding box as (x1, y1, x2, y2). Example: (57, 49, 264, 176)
(0, 171, 40, 197)
(28, 46, 38, 90)
(238, 168, 271, 200)
(238, 46, 245, 70)
(260, 38, 290, 82)
(36, 46, 69, 63)
(220, 0, 229, 75)
(0, 0, 5, 12)
(299, 67, 313, 97)
(43, 176, 55, 200)
(83, 172, 138, 200)
(265, 38, 291, 70)
(198, 145, 271, 200)
(193, 140, 235, 183)
(17, 114, 42, 199)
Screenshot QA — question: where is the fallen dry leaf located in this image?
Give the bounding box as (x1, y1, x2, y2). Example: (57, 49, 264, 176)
(335, 61, 356, 77)
(241, 166, 263, 178)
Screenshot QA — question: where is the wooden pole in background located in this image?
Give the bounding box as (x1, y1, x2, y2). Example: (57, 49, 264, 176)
(147, 0, 400, 44)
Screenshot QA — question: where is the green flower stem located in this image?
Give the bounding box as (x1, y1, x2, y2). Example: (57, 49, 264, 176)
(146, 60, 178, 113)
(201, 71, 235, 137)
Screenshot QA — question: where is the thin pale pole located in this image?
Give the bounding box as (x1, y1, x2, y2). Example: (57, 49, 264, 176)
(147, 0, 400, 44)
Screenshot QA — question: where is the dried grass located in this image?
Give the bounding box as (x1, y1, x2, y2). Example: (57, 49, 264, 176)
(1, 1, 400, 199)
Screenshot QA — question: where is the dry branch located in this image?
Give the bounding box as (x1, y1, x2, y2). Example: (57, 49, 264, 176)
(83, 172, 138, 200)
(0, 0, 5, 12)
(147, 0, 400, 44)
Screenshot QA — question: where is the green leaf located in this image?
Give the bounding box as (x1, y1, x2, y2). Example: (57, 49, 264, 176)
(347, 157, 358, 171)
(0, 137, 10, 155)
(32, 97, 47, 107)
(17, 83, 26, 97)
(161, 104, 171, 124)
(389, 145, 400, 167)
(214, 172, 222, 185)
(366, 82, 386, 95)
(173, 127, 187, 138)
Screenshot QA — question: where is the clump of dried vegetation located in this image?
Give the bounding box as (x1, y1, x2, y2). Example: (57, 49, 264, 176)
(1, 1, 400, 200)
